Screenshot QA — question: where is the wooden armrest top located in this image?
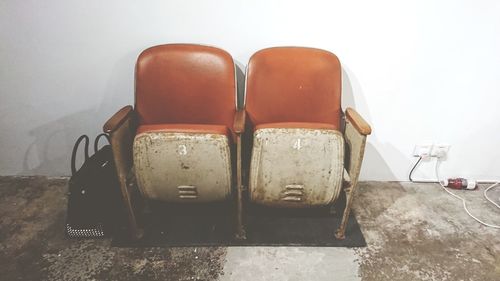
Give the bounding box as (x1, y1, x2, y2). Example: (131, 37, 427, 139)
(103, 105, 134, 133)
(233, 110, 246, 134)
(345, 107, 372, 135)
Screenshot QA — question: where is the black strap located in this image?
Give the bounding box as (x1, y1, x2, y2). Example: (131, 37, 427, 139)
(71, 135, 90, 175)
(94, 133, 111, 154)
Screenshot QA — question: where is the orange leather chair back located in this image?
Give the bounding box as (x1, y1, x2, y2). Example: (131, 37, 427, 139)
(135, 44, 237, 130)
(245, 47, 342, 129)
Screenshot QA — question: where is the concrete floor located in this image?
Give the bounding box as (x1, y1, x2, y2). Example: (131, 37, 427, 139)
(0, 176, 499, 280)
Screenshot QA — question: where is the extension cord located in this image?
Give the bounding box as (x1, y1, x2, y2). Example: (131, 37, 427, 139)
(435, 160, 500, 229)
(408, 156, 500, 228)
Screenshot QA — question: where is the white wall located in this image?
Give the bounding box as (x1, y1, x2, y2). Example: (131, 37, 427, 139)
(1, 0, 500, 180)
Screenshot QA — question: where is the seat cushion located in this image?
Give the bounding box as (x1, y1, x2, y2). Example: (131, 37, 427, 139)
(255, 122, 338, 131)
(136, 123, 230, 137)
(135, 44, 237, 132)
(245, 47, 342, 128)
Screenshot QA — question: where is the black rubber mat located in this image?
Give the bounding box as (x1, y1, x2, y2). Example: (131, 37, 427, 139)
(111, 194, 366, 247)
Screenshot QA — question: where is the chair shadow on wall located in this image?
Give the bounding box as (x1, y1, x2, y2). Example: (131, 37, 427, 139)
(234, 60, 246, 109)
(20, 49, 140, 176)
(20, 109, 98, 176)
(342, 66, 405, 181)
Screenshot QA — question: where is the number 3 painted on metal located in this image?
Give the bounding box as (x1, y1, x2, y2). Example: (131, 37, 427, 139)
(178, 144, 187, 155)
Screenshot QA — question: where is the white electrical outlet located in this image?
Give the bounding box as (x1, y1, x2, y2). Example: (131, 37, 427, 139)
(413, 144, 433, 157)
(431, 144, 450, 158)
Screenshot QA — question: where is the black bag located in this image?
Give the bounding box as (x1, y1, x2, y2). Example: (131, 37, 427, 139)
(65, 134, 122, 238)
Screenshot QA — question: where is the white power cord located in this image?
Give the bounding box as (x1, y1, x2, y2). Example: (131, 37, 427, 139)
(435, 159, 500, 229)
(484, 182, 500, 209)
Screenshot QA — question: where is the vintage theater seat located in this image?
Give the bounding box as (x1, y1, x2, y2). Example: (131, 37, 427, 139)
(103, 44, 246, 239)
(244, 47, 371, 239)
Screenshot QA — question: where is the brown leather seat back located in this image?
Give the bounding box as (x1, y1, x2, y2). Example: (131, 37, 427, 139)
(135, 44, 236, 130)
(245, 47, 342, 129)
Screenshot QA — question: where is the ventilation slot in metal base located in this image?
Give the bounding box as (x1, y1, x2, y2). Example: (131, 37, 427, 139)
(282, 184, 304, 202)
(178, 185, 198, 199)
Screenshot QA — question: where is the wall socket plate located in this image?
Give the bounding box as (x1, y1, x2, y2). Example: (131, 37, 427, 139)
(413, 144, 433, 157)
(413, 144, 451, 158)
(431, 144, 451, 158)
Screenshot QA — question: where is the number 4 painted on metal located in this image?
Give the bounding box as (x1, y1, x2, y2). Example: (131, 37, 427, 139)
(293, 138, 302, 150)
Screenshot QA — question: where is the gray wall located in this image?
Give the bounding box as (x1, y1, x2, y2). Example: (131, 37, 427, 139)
(1, 0, 500, 181)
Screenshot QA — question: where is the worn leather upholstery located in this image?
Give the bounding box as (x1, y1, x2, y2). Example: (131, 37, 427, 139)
(135, 44, 237, 131)
(245, 47, 342, 130)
